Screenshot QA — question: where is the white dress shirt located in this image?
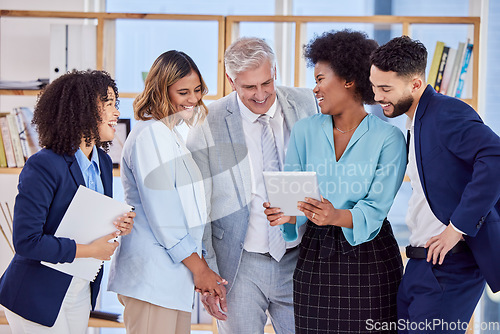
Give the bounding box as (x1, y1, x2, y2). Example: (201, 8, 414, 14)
(406, 111, 447, 247)
(237, 95, 299, 253)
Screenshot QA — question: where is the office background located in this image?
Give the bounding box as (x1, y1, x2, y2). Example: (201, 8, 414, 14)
(0, 0, 499, 333)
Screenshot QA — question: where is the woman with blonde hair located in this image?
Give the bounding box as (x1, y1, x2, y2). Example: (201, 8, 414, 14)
(108, 50, 226, 334)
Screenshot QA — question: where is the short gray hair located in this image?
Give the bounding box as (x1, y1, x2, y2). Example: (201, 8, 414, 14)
(224, 37, 276, 81)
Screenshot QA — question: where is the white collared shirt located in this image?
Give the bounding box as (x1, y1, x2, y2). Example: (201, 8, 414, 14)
(406, 110, 447, 247)
(237, 95, 299, 252)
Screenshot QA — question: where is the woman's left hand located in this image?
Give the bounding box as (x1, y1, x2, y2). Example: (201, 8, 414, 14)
(298, 196, 338, 226)
(114, 211, 136, 236)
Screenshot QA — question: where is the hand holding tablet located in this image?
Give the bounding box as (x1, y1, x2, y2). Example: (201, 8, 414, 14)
(263, 171, 321, 216)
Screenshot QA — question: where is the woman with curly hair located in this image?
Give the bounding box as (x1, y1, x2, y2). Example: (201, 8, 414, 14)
(107, 50, 226, 334)
(0, 70, 135, 333)
(264, 30, 406, 333)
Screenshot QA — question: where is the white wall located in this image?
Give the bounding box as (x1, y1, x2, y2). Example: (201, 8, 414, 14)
(0, 0, 99, 111)
(0, 174, 18, 334)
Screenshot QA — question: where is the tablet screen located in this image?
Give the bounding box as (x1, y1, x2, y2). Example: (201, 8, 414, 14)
(263, 171, 321, 216)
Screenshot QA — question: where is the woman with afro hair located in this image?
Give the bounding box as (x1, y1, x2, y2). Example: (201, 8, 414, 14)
(264, 30, 406, 333)
(0, 70, 135, 334)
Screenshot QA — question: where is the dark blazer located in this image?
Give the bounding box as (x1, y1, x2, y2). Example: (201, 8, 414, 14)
(415, 85, 500, 292)
(0, 148, 113, 326)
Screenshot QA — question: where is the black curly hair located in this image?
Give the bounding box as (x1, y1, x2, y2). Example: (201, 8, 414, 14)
(304, 29, 378, 104)
(370, 35, 427, 78)
(32, 70, 118, 156)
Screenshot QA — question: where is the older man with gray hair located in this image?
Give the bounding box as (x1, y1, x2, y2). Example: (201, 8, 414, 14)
(187, 37, 318, 333)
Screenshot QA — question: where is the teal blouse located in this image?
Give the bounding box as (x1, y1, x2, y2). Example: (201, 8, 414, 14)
(282, 113, 406, 246)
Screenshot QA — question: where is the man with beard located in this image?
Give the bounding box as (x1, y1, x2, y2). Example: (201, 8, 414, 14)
(369, 35, 500, 334)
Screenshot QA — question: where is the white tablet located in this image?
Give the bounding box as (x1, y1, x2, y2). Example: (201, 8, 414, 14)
(263, 171, 321, 216)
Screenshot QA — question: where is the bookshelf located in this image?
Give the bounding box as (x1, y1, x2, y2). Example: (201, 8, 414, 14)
(0, 10, 227, 101)
(0, 12, 481, 177)
(0, 10, 480, 106)
(224, 15, 480, 111)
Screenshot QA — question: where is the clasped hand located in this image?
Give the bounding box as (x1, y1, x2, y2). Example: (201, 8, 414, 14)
(194, 268, 229, 321)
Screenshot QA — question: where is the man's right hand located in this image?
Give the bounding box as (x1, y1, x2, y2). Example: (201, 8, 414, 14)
(200, 294, 228, 321)
(263, 202, 294, 226)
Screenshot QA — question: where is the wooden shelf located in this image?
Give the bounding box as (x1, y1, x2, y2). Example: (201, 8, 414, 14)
(0, 10, 227, 100)
(0, 167, 23, 174)
(225, 15, 480, 110)
(0, 89, 40, 96)
(0, 90, 217, 101)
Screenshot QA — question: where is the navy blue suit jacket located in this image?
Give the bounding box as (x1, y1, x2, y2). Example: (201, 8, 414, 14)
(0, 148, 113, 326)
(415, 85, 500, 292)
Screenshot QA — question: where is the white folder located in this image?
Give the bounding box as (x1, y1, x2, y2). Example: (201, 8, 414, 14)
(41, 186, 133, 281)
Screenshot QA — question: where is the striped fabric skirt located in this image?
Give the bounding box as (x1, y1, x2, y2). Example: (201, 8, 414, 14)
(293, 219, 403, 334)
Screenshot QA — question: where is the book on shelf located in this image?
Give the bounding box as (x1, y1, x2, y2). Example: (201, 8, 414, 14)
(434, 46, 450, 93)
(5, 114, 25, 168)
(0, 107, 41, 168)
(439, 47, 457, 95)
(0, 130, 7, 168)
(463, 52, 474, 98)
(427, 41, 445, 87)
(0, 115, 17, 168)
(446, 41, 468, 97)
(455, 43, 473, 98)
(13, 110, 31, 161)
(14, 107, 40, 158)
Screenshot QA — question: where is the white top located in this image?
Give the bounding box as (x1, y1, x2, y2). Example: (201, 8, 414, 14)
(406, 112, 446, 247)
(108, 119, 207, 312)
(237, 95, 299, 252)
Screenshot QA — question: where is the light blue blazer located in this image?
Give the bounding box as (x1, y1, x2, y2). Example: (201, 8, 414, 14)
(282, 113, 406, 246)
(107, 119, 207, 312)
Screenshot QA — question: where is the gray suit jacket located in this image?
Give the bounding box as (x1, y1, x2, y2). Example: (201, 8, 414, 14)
(187, 86, 319, 293)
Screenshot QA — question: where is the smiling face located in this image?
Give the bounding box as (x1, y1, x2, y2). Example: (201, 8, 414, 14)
(167, 70, 202, 121)
(227, 61, 277, 115)
(312, 61, 352, 116)
(98, 86, 120, 142)
(369, 65, 416, 118)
